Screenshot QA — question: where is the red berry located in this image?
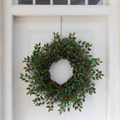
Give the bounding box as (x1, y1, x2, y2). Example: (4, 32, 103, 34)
(75, 106, 78, 110)
(27, 65, 31, 68)
(27, 87, 31, 90)
(47, 106, 51, 108)
(73, 37, 76, 40)
(39, 60, 43, 64)
(81, 58, 85, 62)
(45, 72, 48, 75)
(53, 52, 58, 56)
(46, 60, 49, 63)
(67, 48, 70, 52)
(57, 57, 60, 60)
(76, 65, 79, 69)
(96, 62, 99, 65)
(58, 47, 61, 50)
(59, 86, 62, 90)
(80, 84, 84, 89)
(58, 46, 62, 50)
(36, 76, 39, 79)
(71, 95, 75, 99)
(52, 96, 55, 100)
(64, 96, 68, 100)
(90, 88, 93, 92)
(48, 95, 50, 98)
(76, 77, 79, 80)
(96, 76, 98, 79)
(86, 73, 90, 76)
(68, 82, 72, 86)
(84, 79, 87, 83)
(39, 86, 43, 91)
(79, 54, 82, 58)
(88, 48, 91, 51)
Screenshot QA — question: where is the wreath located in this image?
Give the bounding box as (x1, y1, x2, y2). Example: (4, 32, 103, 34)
(20, 33, 104, 114)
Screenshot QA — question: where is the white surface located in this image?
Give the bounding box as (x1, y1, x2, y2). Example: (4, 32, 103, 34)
(14, 16, 106, 120)
(2, 0, 120, 120)
(49, 59, 73, 85)
(11, 5, 111, 16)
(3, 0, 13, 119)
(0, 0, 2, 119)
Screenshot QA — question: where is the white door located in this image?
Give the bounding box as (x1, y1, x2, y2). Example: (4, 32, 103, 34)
(14, 16, 107, 120)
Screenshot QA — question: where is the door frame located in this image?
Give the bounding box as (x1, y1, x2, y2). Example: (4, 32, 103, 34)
(2, 0, 120, 120)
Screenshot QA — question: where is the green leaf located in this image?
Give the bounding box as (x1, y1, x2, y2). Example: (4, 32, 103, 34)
(68, 107, 70, 112)
(85, 43, 89, 48)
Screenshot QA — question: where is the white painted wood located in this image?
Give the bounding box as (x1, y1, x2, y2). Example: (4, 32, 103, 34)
(106, 1, 120, 119)
(68, 0, 70, 5)
(2, 0, 120, 120)
(11, 6, 111, 16)
(3, 0, 13, 120)
(50, 0, 53, 5)
(14, 16, 107, 120)
(13, 0, 18, 5)
(14, 17, 61, 120)
(62, 16, 107, 119)
(33, 0, 36, 5)
(0, 0, 2, 119)
(98, 0, 103, 5)
(85, 0, 88, 5)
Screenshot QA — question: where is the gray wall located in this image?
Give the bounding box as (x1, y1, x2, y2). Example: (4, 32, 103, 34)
(0, 0, 2, 119)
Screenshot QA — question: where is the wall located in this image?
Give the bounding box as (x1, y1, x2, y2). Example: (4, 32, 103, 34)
(0, 0, 2, 119)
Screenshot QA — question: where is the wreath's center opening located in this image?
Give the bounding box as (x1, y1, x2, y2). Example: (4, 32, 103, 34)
(49, 59, 73, 85)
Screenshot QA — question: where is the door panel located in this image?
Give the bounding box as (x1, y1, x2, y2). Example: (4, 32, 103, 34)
(14, 17, 61, 120)
(14, 16, 107, 120)
(62, 16, 107, 119)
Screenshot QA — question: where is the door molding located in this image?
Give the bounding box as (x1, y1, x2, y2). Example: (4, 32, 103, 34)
(3, 0, 120, 120)
(0, 0, 2, 119)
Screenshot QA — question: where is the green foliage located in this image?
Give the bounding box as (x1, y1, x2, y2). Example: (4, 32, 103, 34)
(20, 33, 104, 114)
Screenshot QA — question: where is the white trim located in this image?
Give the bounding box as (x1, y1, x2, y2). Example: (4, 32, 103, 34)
(33, 0, 36, 5)
(50, 0, 53, 5)
(68, 0, 71, 5)
(2, 0, 120, 120)
(106, 2, 120, 119)
(3, 0, 13, 120)
(85, 0, 88, 5)
(11, 5, 111, 16)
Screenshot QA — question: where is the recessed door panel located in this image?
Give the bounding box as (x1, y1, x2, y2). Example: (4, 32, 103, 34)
(14, 17, 61, 120)
(62, 16, 107, 119)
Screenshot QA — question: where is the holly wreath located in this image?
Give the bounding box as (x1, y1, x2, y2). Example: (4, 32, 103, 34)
(20, 33, 104, 114)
